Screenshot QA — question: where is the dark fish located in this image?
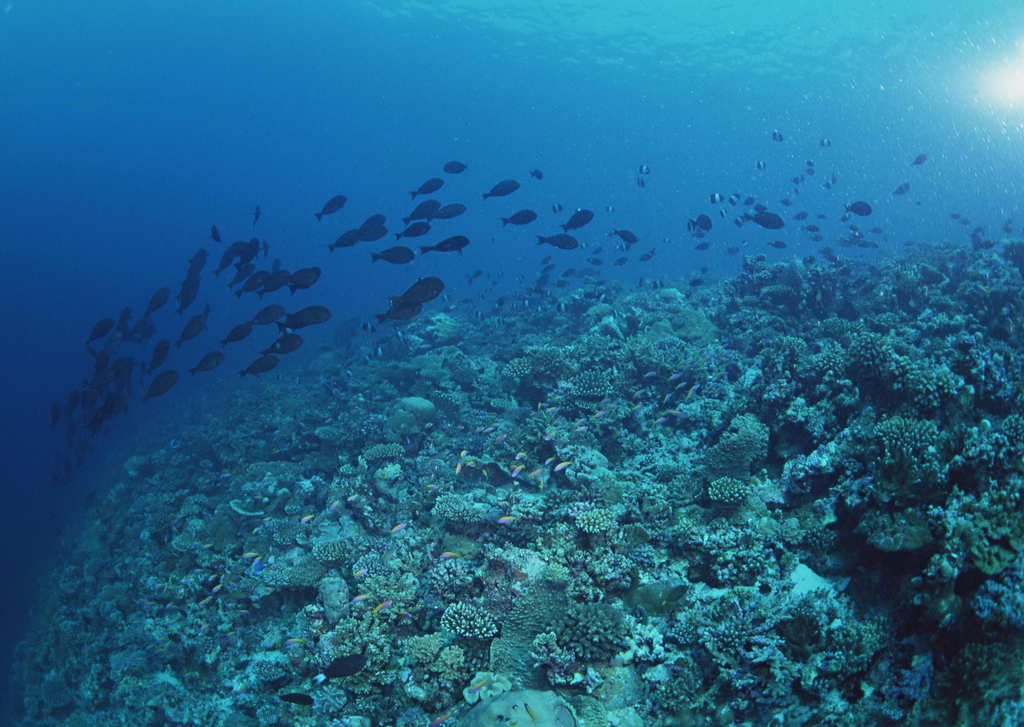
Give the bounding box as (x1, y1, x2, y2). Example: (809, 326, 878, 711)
(726, 246, 740, 254)
(771, 129, 784, 141)
(694, 242, 710, 250)
(502, 210, 538, 226)
(911, 154, 928, 166)
(252, 304, 286, 325)
(261, 332, 303, 355)
(375, 299, 422, 323)
(793, 211, 809, 220)
(552, 203, 563, 213)
(709, 193, 723, 203)
(288, 267, 321, 293)
(434, 203, 466, 220)
(755, 160, 766, 170)
(586, 256, 603, 265)
(147, 340, 170, 373)
(252, 205, 261, 228)
(769, 240, 787, 248)
(144, 287, 170, 317)
(279, 693, 313, 706)
(403, 200, 442, 225)
(396, 276, 444, 304)
(639, 249, 656, 261)
(611, 229, 639, 245)
(396, 221, 431, 240)
(329, 229, 363, 251)
(892, 182, 910, 196)
(221, 321, 253, 345)
(237, 271, 269, 298)
(372, 246, 416, 264)
(420, 235, 470, 254)
(144, 370, 178, 400)
(411, 177, 443, 199)
(636, 176, 646, 188)
(239, 355, 278, 377)
(176, 304, 210, 348)
(688, 214, 712, 232)
(803, 224, 820, 232)
(228, 263, 256, 287)
(259, 269, 292, 297)
(188, 249, 208, 278)
(537, 234, 578, 250)
(846, 201, 872, 216)
(483, 179, 520, 199)
(443, 160, 467, 174)
(175, 275, 200, 313)
(751, 211, 785, 229)
(189, 351, 224, 375)
(638, 164, 651, 175)
(361, 213, 386, 229)
(529, 169, 544, 180)
(314, 194, 347, 221)
(561, 209, 594, 232)
(210, 225, 221, 242)
(278, 305, 331, 331)
(819, 138, 832, 147)
(613, 256, 628, 265)
(87, 318, 114, 345)
(324, 653, 367, 679)
(690, 278, 704, 287)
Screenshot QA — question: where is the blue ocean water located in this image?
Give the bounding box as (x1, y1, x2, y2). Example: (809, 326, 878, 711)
(5, 1, 1024, 724)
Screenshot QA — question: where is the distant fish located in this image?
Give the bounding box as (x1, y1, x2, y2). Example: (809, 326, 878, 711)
(483, 179, 520, 199)
(371, 246, 415, 264)
(396, 221, 431, 240)
(611, 229, 638, 245)
(176, 304, 211, 348)
(434, 203, 466, 220)
(252, 205, 261, 228)
(287, 267, 321, 294)
(688, 214, 712, 232)
(210, 224, 221, 242)
(144, 287, 170, 318)
(561, 209, 594, 232)
(239, 354, 278, 377)
(221, 320, 253, 346)
(314, 194, 347, 221)
(251, 304, 285, 326)
(911, 153, 928, 166)
(411, 177, 443, 199)
(279, 693, 313, 706)
(819, 137, 832, 147)
(751, 211, 785, 229)
(278, 305, 331, 331)
(403, 199, 442, 225)
(87, 318, 114, 346)
(443, 160, 467, 174)
(638, 164, 651, 175)
(639, 248, 656, 261)
(502, 209, 538, 226)
(892, 182, 910, 196)
(846, 201, 872, 216)
(189, 351, 224, 375)
(144, 370, 178, 400)
(147, 340, 170, 373)
(261, 332, 303, 355)
(769, 240, 787, 248)
(537, 234, 578, 250)
(395, 276, 444, 304)
(420, 235, 470, 254)
(771, 129, 784, 141)
(529, 168, 544, 180)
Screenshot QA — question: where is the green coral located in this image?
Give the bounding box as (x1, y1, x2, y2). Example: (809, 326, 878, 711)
(706, 476, 753, 506)
(361, 442, 403, 462)
(440, 602, 498, 639)
(556, 602, 627, 662)
(703, 413, 769, 481)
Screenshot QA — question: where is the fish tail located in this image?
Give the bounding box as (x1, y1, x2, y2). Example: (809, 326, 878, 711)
(235, 290, 243, 298)
(314, 213, 322, 221)
(189, 368, 197, 375)
(395, 233, 401, 240)
(536, 236, 546, 245)
(501, 218, 509, 226)
(482, 193, 489, 199)
(560, 224, 567, 231)
(409, 191, 417, 199)
(371, 253, 380, 263)
(419, 246, 432, 254)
